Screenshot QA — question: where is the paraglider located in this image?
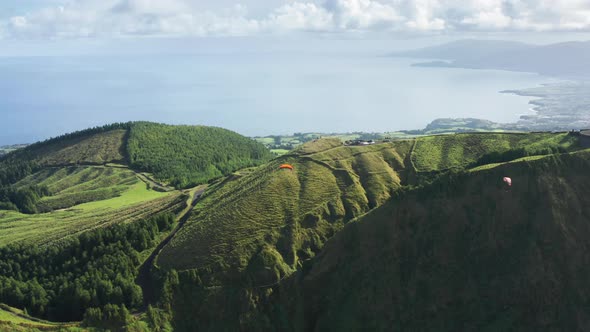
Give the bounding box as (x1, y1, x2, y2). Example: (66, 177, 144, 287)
(279, 164, 294, 170)
(503, 177, 512, 186)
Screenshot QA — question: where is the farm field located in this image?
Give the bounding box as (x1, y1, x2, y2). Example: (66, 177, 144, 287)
(0, 177, 183, 247)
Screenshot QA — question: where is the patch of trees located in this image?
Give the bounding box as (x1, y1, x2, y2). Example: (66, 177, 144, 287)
(83, 304, 132, 332)
(0, 213, 176, 322)
(0, 159, 39, 187)
(127, 122, 272, 188)
(0, 185, 50, 214)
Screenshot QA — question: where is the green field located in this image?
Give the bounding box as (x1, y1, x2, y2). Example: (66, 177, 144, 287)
(0, 174, 182, 247)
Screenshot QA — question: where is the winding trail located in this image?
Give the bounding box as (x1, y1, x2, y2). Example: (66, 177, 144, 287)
(135, 185, 207, 307)
(135, 173, 175, 192)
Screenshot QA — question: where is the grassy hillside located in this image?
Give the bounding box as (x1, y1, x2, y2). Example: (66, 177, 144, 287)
(269, 149, 590, 331)
(33, 129, 127, 166)
(157, 139, 414, 274)
(412, 132, 578, 172)
(0, 128, 584, 330)
(7, 125, 129, 167)
(127, 122, 272, 188)
(155, 139, 416, 330)
(154, 132, 584, 331)
(14, 166, 138, 212)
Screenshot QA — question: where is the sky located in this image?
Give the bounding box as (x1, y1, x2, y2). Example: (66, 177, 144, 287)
(0, 1, 589, 144)
(0, 0, 589, 41)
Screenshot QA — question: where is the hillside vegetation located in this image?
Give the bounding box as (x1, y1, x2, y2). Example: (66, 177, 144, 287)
(0, 126, 585, 331)
(157, 139, 417, 330)
(0, 122, 272, 189)
(153, 132, 584, 331)
(269, 149, 590, 331)
(127, 122, 272, 188)
(14, 166, 138, 213)
(412, 132, 577, 172)
(0, 121, 275, 328)
(158, 139, 414, 274)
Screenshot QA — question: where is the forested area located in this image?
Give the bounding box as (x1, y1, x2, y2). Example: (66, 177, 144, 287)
(0, 185, 50, 214)
(127, 122, 272, 188)
(0, 213, 176, 322)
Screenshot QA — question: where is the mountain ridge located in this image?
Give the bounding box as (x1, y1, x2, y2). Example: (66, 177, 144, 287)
(392, 39, 590, 79)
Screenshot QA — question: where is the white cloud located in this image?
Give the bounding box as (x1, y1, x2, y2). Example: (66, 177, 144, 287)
(2, 0, 590, 39)
(264, 3, 332, 31)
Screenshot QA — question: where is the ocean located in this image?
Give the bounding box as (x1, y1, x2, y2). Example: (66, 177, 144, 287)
(0, 41, 549, 144)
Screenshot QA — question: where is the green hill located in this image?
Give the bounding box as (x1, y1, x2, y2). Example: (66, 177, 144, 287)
(127, 122, 272, 188)
(153, 132, 584, 331)
(159, 133, 580, 273)
(0, 127, 585, 331)
(266, 149, 590, 331)
(157, 139, 414, 274)
(0, 122, 273, 325)
(0, 122, 271, 188)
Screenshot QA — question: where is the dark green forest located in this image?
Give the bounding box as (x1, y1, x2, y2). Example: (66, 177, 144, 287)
(127, 122, 272, 188)
(0, 213, 175, 322)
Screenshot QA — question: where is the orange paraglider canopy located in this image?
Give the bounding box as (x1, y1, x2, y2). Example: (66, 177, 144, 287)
(279, 164, 294, 170)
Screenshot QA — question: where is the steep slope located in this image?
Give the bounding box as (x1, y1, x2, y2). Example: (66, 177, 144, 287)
(271, 150, 590, 331)
(153, 133, 583, 331)
(2, 124, 129, 167)
(158, 139, 414, 276)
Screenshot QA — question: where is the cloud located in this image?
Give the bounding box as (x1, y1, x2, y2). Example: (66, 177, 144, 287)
(2, 0, 590, 39)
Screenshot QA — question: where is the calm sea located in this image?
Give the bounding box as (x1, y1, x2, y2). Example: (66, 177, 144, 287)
(0, 46, 548, 145)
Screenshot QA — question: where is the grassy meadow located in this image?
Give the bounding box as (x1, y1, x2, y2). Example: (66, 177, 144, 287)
(0, 176, 182, 247)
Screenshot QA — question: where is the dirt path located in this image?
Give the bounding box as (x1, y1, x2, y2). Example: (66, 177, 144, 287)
(135, 185, 206, 307)
(135, 172, 175, 192)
